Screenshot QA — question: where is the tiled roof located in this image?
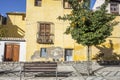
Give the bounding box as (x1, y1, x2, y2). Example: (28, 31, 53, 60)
(0, 37, 26, 42)
(6, 12, 26, 15)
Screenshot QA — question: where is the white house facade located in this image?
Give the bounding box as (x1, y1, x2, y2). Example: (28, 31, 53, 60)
(0, 38, 26, 62)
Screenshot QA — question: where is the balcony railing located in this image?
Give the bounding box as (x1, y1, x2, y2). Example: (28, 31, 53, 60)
(37, 33, 54, 44)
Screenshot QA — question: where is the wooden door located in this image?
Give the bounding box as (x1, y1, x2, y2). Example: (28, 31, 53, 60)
(4, 44, 20, 61)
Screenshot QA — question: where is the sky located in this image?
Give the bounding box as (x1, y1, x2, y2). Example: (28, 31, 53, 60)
(0, 0, 26, 16)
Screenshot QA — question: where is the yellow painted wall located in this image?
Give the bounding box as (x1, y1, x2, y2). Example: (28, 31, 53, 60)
(3, 13, 26, 38)
(26, 0, 120, 61)
(26, 0, 74, 61)
(92, 17, 120, 61)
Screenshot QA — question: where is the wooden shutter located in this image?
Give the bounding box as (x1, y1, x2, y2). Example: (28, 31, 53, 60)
(45, 24, 50, 36)
(40, 24, 45, 36)
(4, 44, 20, 61)
(13, 44, 20, 61)
(4, 44, 12, 61)
(45, 24, 50, 41)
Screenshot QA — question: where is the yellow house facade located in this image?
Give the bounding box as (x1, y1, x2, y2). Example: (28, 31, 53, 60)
(26, 0, 87, 61)
(25, 0, 120, 62)
(5, 12, 26, 38)
(0, 0, 120, 62)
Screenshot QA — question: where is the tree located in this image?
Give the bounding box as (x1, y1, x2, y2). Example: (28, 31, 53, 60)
(0, 25, 7, 38)
(58, 0, 118, 75)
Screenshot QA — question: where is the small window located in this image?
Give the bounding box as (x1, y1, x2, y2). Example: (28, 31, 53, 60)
(0, 15, 1, 21)
(63, 0, 81, 9)
(22, 15, 26, 21)
(35, 0, 42, 7)
(40, 48, 47, 57)
(110, 2, 119, 14)
(2, 17, 7, 25)
(64, 49, 73, 61)
(63, 0, 72, 9)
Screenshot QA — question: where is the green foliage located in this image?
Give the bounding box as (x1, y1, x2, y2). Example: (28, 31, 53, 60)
(0, 25, 7, 38)
(58, 0, 118, 46)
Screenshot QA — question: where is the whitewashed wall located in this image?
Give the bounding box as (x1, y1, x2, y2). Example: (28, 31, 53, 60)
(0, 41, 26, 62)
(119, 3, 120, 14)
(92, 0, 105, 11)
(107, 3, 120, 14)
(92, 0, 120, 15)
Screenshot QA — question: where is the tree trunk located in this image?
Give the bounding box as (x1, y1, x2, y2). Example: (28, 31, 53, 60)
(87, 45, 92, 75)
